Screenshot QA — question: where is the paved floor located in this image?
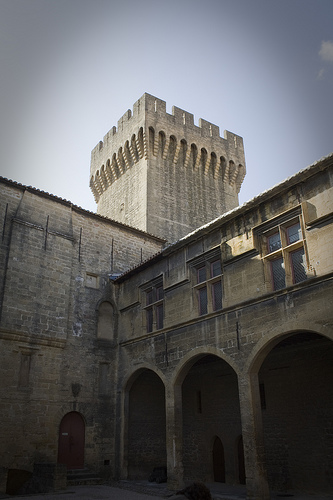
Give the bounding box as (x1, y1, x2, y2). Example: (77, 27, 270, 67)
(1, 481, 332, 500)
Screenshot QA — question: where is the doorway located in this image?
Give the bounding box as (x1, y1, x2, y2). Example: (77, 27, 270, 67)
(58, 412, 85, 469)
(213, 436, 225, 482)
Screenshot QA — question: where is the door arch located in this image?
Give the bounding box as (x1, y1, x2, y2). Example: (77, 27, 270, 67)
(58, 412, 85, 469)
(126, 369, 166, 479)
(181, 354, 241, 483)
(212, 436, 225, 482)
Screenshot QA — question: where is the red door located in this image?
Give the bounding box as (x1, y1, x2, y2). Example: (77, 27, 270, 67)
(58, 412, 85, 469)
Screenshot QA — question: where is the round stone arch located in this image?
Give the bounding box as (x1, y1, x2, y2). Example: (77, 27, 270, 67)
(96, 298, 118, 342)
(157, 130, 167, 157)
(170, 347, 243, 485)
(243, 325, 333, 495)
(243, 323, 333, 376)
(171, 346, 241, 389)
(121, 365, 167, 481)
(123, 363, 167, 394)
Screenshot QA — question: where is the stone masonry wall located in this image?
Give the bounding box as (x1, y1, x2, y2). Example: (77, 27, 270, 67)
(115, 156, 333, 494)
(0, 179, 164, 476)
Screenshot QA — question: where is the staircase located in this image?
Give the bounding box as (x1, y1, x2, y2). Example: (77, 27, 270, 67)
(67, 469, 103, 486)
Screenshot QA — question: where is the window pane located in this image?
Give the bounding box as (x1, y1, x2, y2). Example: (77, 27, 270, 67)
(198, 287, 208, 315)
(268, 232, 281, 253)
(212, 280, 222, 310)
(291, 248, 307, 283)
(197, 266, 206, 283)
(146, 307, 153, 332)
(211, 260, 222, 277)
(287, 222, 301, 244)
(271, 258, 285, 290)
(156, 285, 164, 300)
(146, 289, 154, 305)
(156, 304, 163, 329)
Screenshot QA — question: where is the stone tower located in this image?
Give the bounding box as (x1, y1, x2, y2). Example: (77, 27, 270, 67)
(90, 93, 246, 242)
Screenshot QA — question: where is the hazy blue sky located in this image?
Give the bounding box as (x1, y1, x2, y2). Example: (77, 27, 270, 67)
(0, 0, 332, 213)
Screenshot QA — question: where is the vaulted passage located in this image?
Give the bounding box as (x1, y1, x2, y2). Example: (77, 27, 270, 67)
(127, 370, 166, 480)
(182, 355, 243, 484)
(259, 332, 333, 494)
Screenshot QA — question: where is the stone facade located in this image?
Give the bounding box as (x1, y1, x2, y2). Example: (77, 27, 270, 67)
(0, 180, 164, 487)
(0, 96, 332, 499)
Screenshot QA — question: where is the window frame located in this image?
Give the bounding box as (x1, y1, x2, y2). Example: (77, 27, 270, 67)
(192, 254, 223, 316)
(261, 215, 307, 291)
(142, 279, 164, 333)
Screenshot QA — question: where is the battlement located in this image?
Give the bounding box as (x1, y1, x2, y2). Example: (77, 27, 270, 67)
(91, 93, 245, 159)
(90, 93, 246, 204)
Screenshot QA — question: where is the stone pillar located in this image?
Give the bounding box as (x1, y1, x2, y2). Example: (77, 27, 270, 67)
(0, 467, 8, 494)
(238, 372, 270, 500)
(165, 383, 184, 490)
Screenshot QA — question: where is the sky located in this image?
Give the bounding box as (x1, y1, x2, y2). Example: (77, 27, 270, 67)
(0, 0, 332, 213)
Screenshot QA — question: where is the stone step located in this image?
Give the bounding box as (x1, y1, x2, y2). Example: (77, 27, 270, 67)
(67, 469, 103, 486)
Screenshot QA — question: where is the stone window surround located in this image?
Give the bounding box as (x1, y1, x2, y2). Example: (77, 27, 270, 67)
(256, 208, 309, 291)
(188, 247, 223, 316)
(141, 276, 164, 333)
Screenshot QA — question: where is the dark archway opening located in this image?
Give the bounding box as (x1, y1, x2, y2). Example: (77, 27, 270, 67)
(212, 436, 225, 482)
(182, 355, 241, 484)
(259, 332, 333, 495)
(127, 370, 166, 480)
(237, 435, 246, 484)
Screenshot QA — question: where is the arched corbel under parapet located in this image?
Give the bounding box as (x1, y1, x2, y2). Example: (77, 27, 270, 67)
(117, 147, 125, 174)
(178, 139, 188, 167)
(136, 128, 145, 160)
(214, 155, 225, 179)
(235, 164, 246, 193)
(228, 160, 236, 185)
(95, 170, 104, 196)
(158, 131, 166, 158)
(149, 126, 155, 156)
(168, 135, 177, 163)
(210, 152, 217, 177)
(123, 141, 132, 169)
(173, 139, 182, 166)
(130, 134, 139, 163)
(112, 153, 120, 179)
(162, 133, 170, 160)
(190, 143, 198, 169)
(200, 148, 208, 173)
(90, 176, 100, 202)
(105, 159, 113, 184)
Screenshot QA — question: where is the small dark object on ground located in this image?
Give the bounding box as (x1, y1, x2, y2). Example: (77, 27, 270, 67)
(148, 466, 167, 483)
(177, 481, 212, 500)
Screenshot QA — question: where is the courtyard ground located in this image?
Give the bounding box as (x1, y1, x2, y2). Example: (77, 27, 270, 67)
(0, 480, 331, 499)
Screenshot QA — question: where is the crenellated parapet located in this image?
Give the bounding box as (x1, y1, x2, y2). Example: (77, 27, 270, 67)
(90, 93, 246, 203)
